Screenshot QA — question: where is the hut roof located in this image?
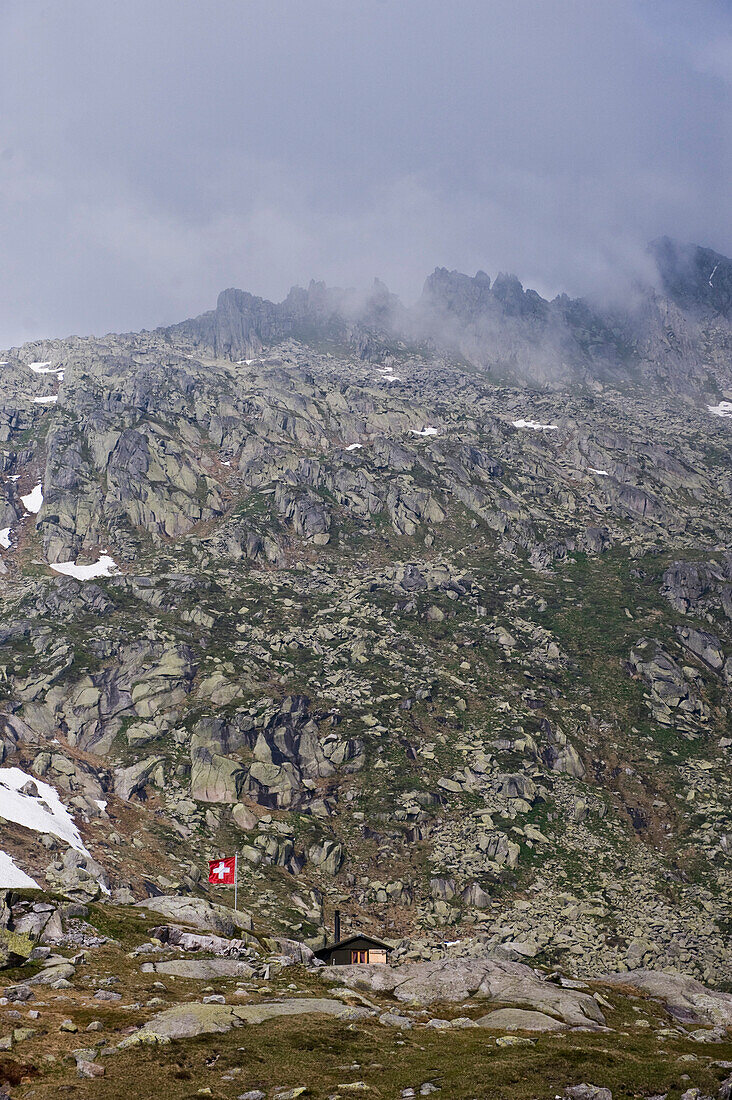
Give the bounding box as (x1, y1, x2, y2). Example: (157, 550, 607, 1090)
(314, 933, 392, 958)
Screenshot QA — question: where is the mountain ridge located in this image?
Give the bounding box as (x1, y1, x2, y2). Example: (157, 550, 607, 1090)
(161, 236, 732, 393)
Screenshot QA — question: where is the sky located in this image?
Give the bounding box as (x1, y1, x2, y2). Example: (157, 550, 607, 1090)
(0, 0, 730, 347)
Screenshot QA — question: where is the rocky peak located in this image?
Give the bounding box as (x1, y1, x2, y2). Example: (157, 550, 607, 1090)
(649, 235, 732, 318)
(420, 267, 494, 322)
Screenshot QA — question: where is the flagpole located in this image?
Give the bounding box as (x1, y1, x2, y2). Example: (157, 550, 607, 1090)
(234, 852, 238, 913)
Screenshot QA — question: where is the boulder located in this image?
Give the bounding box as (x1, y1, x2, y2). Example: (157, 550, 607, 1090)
(0, 929, 34, 969)
(477, 1008, 566, 1031)
(114, 756, 165, 801)
(28, 961, 76, 985)
(307, 839, 345, 875)
(123, 998, 373, 1043)
(565, 1087, 612, 1100)
(601, 969, 732, 1028)
(135, 896, 252, 936)
(141, 959, 254, 979)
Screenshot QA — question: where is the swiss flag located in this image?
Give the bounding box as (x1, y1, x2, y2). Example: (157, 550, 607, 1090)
(208, 856, 236, 885)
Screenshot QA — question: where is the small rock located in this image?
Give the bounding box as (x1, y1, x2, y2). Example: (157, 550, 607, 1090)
(565, 1087, 613, 1100)
(77, 1060, 105, 1078)
(13, 1028, 36, 1042)
(688, 1029, 724, 1043)
(60, 1019, 78, 1033)
(6, 985, 33, 1003)
(379, 1012, 413, 1030)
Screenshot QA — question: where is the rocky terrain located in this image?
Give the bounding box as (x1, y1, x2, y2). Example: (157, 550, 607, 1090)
(0, 236, 731, 1096)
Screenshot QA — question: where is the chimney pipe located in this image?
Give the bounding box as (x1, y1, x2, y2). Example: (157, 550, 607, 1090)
(334, 909, 341, 943)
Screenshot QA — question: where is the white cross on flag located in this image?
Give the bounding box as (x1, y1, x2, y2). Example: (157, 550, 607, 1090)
(208, 856, 236, 885)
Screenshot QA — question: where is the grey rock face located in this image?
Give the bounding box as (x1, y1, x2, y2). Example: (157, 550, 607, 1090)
(323, 958, 605, 1027)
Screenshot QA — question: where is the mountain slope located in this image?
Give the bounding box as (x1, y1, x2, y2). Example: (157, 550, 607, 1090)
(0, 243, 731, 989)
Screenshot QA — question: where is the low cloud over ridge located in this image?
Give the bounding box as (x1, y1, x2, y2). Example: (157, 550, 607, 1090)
(0, 0, 729, 347)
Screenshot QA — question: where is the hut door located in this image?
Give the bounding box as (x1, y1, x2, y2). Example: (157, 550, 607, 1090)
(350, 949, 368, 963)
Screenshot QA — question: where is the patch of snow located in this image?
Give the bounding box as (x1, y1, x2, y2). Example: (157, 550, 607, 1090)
(0, 528, 11, 549)
(236, 358, 256, 365)
(512, 418, 558, 431)
(50, 554, 118, 581)
(709, 263, 719, 288)
(708, 401, 732, 418)
(29, 363, 58, 374)
(32, 395, 58, 405)
(588, 467, 610, 476)
(8, 474, 20, 481)
(94, 799, 107, 813)
(345, 443, 363, 451)
(0, 850, 39, 890)
(221, 460, 231, 467)
(409, 427, 439, 437)
(374, 366, 402, 383)
(21, 484, 43, 513)
(0, 767, 90, 854)
(0, 360, 9, 366)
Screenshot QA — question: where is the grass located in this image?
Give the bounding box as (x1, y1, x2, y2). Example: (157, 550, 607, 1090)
(12, 1011, 732, 1100)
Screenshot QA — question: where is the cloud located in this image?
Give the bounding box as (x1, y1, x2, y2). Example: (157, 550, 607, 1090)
(0, 0, 729, 346)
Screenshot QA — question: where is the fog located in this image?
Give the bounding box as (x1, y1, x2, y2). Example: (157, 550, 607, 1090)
(0, 0, 729, 347)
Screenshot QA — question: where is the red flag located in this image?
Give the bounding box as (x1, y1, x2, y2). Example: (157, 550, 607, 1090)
(208, 856, 236, 885)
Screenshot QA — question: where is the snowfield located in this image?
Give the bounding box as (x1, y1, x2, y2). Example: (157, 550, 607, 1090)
(512, 418, 559, 431)
(409, 427, 439, 437)
(50, 554, 118, 581)
(589, 467, 610, 476)
(345, 443, 363, 451)
(20, 484, 43, 513)
(32, 395, 58, 405)
(708, 401, 732, 418)
(30, 363, 62, 376)
(0, 528, 11, 549)
(0, 850, 39, 889)
(0, 767, 90, 854)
